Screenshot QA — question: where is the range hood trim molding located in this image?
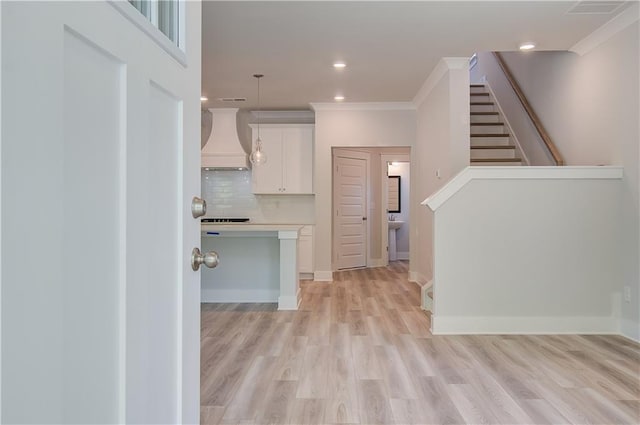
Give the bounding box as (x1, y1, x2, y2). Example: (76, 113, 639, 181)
(201, 108, 250, 170)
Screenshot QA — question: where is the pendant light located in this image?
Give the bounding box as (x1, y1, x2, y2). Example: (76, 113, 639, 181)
(250, 74, 267, 166)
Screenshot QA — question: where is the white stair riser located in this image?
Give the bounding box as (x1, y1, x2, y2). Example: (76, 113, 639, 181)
(471, 149, 516, 159)
(470, 95, 491, 103)
(471, 114, 501, 123)
(469, 124, 506, 134)
(470, 86, 487, 94)
(471, 136, 511, 144)
(471, 161, 523, 166)
(470, 104, 496, 113)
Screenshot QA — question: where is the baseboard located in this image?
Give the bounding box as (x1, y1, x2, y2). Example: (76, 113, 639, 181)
(201, 289, 279, 303)
(432, 315, 618, 335)
(619, 318, 640, 343)
(278, 294, 300, 311)
(314, 270, 333, 281)
(396, 251, 409, 260)
(408, 271, 429, 285)
(421, 280, 433, 312)
(299, 272, 314, 281)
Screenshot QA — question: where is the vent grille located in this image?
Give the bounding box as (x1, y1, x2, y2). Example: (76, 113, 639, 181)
(567, 1, 625, 14)
(218, 97, 247, 102)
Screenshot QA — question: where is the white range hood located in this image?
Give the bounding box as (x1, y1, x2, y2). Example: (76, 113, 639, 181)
(201, 108, 250, 170)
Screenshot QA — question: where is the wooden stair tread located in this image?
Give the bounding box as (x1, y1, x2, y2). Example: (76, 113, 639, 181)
(471, 122, 505, 126)
(471, 112, 499, 115)
(470, 93, 490, 96)
(470, 84, 485, 88)
(471, 145, 515, 149)
(471, 158, 522, 163)
(471, 133, 510, 137)
(470, 102, 494, 105)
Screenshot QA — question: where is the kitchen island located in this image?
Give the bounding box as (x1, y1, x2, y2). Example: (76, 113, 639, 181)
(200, 223, 303, 310)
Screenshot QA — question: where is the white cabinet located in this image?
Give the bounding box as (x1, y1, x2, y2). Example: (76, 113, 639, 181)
(298, 225, 314, 277)
(250, 124, 314, 194)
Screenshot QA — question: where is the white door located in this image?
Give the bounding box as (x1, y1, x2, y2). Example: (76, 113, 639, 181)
(1, 2, 201, 424)
(334, 156, 367, 269)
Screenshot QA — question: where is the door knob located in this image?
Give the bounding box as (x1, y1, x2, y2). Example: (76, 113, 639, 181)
(191, 247, 219, 271)
(191, 197, 207, 218)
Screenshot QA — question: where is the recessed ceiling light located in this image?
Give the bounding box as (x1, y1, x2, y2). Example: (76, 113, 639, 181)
(200, 96, 208, 101)
(519, 42, 536, 51)
(333, 62, 346, 69)
(334, 95, 345, 101)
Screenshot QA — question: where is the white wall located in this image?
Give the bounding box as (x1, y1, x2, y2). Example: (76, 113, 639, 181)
(428, 168, 623, 334)
(312, 106, 415, 278)
(411, 58, 470, 284)
(485, 22, 639, 340)
(387, 162, 410, 257)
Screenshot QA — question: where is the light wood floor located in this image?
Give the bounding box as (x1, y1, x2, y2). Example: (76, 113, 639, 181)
(201, 261, 640, 424)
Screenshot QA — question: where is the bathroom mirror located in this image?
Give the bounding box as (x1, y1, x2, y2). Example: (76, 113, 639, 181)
(387, 175, 401, 213)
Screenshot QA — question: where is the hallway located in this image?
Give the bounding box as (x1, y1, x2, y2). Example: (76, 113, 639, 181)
(201, 262, 639, 424)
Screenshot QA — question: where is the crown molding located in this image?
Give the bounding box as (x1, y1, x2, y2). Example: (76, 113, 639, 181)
(412, 57, 469, 107)
(250, 110, 314, 120)
(310, 102, 415, 111)
(570, 2, 639, 55)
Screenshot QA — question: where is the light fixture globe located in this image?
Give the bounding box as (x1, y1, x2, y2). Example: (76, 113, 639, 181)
(250, 136, 267, 165)
(250, 74, 267, 166)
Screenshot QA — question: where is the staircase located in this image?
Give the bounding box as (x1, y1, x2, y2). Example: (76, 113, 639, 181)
(470, 84, 523, 166)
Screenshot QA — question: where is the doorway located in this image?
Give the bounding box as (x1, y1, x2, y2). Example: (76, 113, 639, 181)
(332, 147, 411, 270)
(381, 155, 411, 266)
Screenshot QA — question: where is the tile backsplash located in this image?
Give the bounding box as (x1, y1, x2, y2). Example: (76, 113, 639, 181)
(201, 170, 315, 224)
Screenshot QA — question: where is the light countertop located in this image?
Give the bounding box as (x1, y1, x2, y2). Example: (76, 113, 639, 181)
(201, 223, 306, 238)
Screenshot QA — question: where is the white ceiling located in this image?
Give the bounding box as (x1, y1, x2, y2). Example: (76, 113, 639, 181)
(201, 1, 628, 110)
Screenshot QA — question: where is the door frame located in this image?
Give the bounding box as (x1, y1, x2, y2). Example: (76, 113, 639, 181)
(332, 148, 371, 270)
(380, 154, 410, 267)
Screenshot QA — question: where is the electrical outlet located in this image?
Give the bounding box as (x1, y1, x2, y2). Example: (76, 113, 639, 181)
(624, 286, 631, 303)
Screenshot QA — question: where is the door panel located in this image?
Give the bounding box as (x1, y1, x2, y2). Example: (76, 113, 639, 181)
(335, 156, 366, 269)
(252, 128, 283, 193)
(126, 82, 181, 423)
(1, 2, 201, 423)
(282, 127, 313, 193)
(62, 28, 123, 422)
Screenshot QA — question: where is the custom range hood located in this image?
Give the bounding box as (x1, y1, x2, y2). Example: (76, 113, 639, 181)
(201, 108, 250, 170)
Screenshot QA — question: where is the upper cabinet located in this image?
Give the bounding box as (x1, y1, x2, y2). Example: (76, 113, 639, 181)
(250, 124, 314, 195)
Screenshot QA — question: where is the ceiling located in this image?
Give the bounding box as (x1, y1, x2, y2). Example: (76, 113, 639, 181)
(201, 1, 628, 110)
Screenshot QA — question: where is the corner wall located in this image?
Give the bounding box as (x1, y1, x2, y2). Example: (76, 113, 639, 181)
(411, 58, 470, 284)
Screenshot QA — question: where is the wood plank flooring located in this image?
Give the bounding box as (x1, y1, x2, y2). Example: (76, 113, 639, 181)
(201, 261, 640, 424)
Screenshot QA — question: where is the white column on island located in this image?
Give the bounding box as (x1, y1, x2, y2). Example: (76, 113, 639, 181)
(277, 230, 300, 310)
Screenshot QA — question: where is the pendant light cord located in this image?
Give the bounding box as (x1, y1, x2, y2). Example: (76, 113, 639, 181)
(254, 74, 263, 141)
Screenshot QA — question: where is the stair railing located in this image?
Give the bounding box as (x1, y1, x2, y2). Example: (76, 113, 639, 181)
(492, 52, 564, 166)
